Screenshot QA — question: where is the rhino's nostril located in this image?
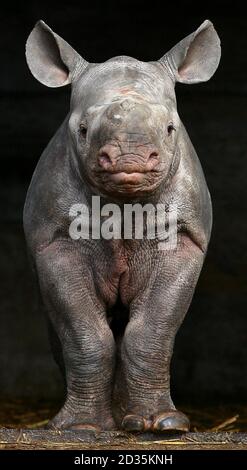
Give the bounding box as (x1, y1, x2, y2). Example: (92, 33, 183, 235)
(98, 153, 112, 168)
(147, 151, 160, 170)
(149, 151, 159, 160)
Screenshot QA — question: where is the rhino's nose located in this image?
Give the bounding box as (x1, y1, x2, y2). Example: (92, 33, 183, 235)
(98, 143, 160, 172)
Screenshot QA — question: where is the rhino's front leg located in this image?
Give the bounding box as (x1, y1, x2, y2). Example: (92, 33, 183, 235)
(121, 237, 205, 432)
(36, 241, 116, 431)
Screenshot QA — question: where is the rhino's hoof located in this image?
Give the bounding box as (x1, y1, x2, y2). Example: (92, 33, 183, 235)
(122, 414, 149, 432)
(151, 410, 190, 433)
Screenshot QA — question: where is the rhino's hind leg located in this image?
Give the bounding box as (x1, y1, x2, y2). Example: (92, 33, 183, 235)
(36, 241, 116, 431)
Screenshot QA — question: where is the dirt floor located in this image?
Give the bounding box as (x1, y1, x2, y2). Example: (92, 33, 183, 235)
(1, 400, 247, 450)
(2, 428, 247, 450)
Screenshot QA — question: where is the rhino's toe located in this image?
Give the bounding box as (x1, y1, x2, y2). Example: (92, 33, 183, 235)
(121, 414, 149, 432)
(151, 410, 190, 433)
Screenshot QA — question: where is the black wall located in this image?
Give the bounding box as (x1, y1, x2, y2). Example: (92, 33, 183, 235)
(1, 0, 247, 404)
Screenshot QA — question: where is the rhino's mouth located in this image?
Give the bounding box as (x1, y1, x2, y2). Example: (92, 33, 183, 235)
(88, 168, 164, 197)
(86, 157, 165, 196)
(107, 171, 146, 185)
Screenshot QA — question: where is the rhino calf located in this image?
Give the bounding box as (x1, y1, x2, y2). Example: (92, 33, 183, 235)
(24, 20, 220, 432)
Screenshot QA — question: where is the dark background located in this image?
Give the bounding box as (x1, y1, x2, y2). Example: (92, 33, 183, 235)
(1, 0, 247, 408)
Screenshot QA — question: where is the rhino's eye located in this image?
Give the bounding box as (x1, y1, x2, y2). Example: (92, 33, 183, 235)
(167, 123, 175, 136)
(79, 124, 87, 138)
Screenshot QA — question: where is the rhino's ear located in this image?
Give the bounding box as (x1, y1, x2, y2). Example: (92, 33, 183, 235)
(159, 20, 221, 84)
(26, 20, 88, 87)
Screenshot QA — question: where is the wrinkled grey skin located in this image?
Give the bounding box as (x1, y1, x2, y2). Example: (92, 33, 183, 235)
(24, 20, 220, 432)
